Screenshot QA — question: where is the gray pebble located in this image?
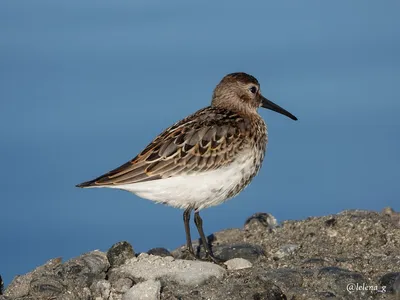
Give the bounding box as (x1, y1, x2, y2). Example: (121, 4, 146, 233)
(90, 280, 111, 299)
(274, 244, 299, 259)
(224, 258, 253, 270)
(147, 247, 172, 257)
(4, 275, 31, 298)
(112, 277, 134, 293)
(382, 207, 400, 228)
(123, 279, 161, 300)
(111, 253, 225, 286)
(5, 257, 63, 299)
(107, 241, 135, 268)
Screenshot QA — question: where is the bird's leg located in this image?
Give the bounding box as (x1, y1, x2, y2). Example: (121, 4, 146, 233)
(194, 211, 221, 264)
(183, 208, 196, 258)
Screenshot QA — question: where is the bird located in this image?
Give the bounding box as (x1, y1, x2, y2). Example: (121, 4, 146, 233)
(76, 72, 297, 263)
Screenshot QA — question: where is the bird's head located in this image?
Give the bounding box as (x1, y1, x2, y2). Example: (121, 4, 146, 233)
(212, 72, 297, 121)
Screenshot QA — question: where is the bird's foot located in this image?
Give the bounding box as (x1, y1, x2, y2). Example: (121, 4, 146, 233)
(181, 248, 225, 266)
(181, 248, 198, 261)
(204, 252, 226, 266)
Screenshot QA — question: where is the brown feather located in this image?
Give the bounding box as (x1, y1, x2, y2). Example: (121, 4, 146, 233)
(76, 106, 266, 187)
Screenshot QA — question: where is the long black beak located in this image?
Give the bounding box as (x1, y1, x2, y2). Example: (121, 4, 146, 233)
(261, 96, 297, 121)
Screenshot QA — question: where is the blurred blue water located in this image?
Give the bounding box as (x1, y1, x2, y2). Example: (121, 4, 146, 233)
(1, 0, 399, 287)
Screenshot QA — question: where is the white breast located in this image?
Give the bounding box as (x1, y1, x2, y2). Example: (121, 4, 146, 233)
(96, 149, 261, 210)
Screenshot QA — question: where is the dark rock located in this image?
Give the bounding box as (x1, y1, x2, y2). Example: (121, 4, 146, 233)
(317, 267, 364, 282)
(244, 212, 278, 233)
(5, 251, 109, 299)
(107, 241, 135, 268)
(260, 268, 306, 291)
(173, 242, 265, 263)
(212, 243, 265, 262)
(0, 275, 3, 295)
(147, 247, 172, 257)
(60, 250, 109, 280)
(29, 275, 65, 298)
(316, 267, 365, 299)
(379, 272, 400, 294)
(393, 273, 400, 296)
(57, 250, 109, 298)
(252, 288, 286, 300)
(221, 243, 263, 262)
(324, 217, 336, 227)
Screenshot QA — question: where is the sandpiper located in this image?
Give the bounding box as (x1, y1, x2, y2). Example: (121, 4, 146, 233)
(77, 72, 297, 262)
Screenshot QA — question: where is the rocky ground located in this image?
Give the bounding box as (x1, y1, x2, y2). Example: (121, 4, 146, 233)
(1, 208, 399, 300)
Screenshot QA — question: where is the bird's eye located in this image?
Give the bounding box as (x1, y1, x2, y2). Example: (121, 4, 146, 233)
(249, 86, 257, 94)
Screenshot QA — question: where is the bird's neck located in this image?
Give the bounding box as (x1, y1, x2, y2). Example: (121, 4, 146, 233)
(212, 98, 259, 117)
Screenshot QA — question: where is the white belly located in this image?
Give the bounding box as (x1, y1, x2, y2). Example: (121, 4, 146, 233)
(94, 151, 261, 210)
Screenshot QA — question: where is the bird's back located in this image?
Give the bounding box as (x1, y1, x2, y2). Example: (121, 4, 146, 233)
(76, 106, 267, 209)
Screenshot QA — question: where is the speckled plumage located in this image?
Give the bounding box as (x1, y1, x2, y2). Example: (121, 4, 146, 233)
(77, 106, 267, 209)
(77, 72, 297, 262)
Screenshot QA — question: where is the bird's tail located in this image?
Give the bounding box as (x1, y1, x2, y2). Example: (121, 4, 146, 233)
(75, 179, 97, 188)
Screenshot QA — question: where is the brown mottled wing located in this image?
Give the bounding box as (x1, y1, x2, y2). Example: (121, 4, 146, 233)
(76, 107, 250, 187)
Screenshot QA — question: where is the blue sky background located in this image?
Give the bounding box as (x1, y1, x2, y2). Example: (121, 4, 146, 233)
(1, 1, 399, 286)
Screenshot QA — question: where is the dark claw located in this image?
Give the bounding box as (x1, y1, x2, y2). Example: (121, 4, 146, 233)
(181, 248, 198, 261)
(205, 252, 225, 266)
